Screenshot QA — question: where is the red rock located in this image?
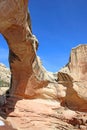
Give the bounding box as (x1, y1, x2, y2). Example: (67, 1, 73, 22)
(0, 0, 87, 130)
(59, 45, 87, 112)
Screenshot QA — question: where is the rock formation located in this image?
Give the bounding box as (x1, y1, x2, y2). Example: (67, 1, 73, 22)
(59, 44, 87, 111)
(0, 0, 87, 130)
(0, 0, 56, 99)
(0, 63, 10, 84)
(0, 63, 10, 96)
(69, 44, 87, 81)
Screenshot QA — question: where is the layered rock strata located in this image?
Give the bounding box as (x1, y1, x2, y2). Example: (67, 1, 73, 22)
(69, 44, 87, 81)
(0, 0, 87, 130)
(0, 0, 56, 99)
(59, 44, 87, 111)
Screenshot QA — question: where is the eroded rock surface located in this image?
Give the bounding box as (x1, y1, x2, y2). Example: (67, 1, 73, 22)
(0, 0, 55, 99)
(0, 0, 87, 130)
(59, 45, 87, 111)
(69, 44, 87, 81)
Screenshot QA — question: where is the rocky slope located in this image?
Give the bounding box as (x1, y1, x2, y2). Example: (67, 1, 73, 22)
(0, 0, 87, 130)
(0, 63, 10, 95)
(0, 63, 10, 84)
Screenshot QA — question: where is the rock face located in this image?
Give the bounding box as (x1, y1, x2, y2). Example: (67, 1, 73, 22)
(59, 44, 87, 111)
(0, 0, 87, 130)
(0, 0, 55, 98)
(69, 44, 87, 81)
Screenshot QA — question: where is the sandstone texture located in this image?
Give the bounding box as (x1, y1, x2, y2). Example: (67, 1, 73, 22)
(59, 44, 87, 111)
(0, 0, 55, 99)
(69, 44, 87, 81)
(0, 0, 87, 130)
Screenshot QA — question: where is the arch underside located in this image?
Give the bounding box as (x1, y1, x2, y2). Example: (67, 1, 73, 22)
(0, 0, 48, 98)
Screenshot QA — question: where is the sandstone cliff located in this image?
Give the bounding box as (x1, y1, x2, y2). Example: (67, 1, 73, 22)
(0, 0, 87, 130)
(59, 44, 87, 111)
(69, 44, 87, 81)
(0, 0, 56, 99)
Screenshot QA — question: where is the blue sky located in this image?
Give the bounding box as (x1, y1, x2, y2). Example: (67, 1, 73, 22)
(0, 0, 87, 72)
(0, 34, 9, 67)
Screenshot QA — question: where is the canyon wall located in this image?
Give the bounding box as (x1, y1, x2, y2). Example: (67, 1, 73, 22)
(0, 0, 86, 112)
(0, 0, 87, 130)
(69, 45, 87, 81)
(59, 44, 87, 111)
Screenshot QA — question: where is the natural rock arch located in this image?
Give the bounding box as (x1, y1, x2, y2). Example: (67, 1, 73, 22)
(0, 0, 46, 98)
(0, 0, 87, 113)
